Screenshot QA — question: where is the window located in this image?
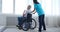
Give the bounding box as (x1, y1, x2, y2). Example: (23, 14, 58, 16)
(39, 0, 59, 16)
(2, 0, 59, 16)
(2, 0, 34, 15)
(15, 0, 34, 15)
(15, 0, 28, 15)
(2, 0, 13, 14)
(52, 0, 59, 16)
(39, 0, 52, 16)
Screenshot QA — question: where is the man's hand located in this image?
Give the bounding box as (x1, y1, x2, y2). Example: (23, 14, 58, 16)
(23, 10, 26, 16)
(23, 14, 25, 16)
(32, 8, 35, 12)
(33, 11, 36, 14)
(33, 12, 36, 14)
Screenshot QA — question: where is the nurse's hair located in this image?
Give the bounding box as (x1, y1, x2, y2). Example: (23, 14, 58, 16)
(33, 0, 39, 4)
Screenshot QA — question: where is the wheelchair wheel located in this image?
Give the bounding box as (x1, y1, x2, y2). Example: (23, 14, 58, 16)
(30, 18, 37, 29)
(22, 19, 29, 31)
(22, 18, 37, 31)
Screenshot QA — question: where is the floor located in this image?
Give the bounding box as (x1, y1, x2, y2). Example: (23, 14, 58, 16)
(3, 27, 60, 32)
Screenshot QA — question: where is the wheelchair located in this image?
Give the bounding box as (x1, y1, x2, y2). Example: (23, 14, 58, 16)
(17, 13, 37, 31)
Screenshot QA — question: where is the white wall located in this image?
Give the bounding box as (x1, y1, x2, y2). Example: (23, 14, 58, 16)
(6, 15, 18, 26)
(0, 0, 2, 13)
(0, 13, 60, 27)
(5, 14, 60, 27)
(45, 16, 60, 27)
(0, 14, 6, 26)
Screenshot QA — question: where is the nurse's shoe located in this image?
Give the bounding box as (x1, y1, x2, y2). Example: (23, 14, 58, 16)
(39, 31, 41, 32)
(43, 29, 46, 31)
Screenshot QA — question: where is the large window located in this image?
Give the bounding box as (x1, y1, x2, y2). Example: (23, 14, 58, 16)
(2, 0, 13, 14)
(39, 0, 59, 16)
(2, 0, 32, 15)
(2, 0, 59, 16)
(38, 0, 52, 16)
(15, 0, 28, 15)
(15, 0, 34, 15)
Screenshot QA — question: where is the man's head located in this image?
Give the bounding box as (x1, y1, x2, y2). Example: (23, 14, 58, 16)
(27, 5, 31, 10)
(33, 0, 39, 4)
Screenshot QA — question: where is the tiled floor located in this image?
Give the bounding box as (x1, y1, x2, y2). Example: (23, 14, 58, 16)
(3, 27, 60, 32)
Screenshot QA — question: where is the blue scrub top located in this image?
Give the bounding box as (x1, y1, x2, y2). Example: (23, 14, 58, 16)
(34, 3, 44, 16)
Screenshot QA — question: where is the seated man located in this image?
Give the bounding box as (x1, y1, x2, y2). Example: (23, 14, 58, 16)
(17, 5, 35, 29)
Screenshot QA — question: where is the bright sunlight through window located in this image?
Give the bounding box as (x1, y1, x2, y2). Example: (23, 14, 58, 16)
(2, 0, 13, 14)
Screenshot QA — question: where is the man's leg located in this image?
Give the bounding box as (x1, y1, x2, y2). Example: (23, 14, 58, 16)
(18, 17, 23, 26)
(29, 19, 32, 28)
(18, 17, 21, 26)
(27, 13, 32, 28)
(17, 17, 24, 29)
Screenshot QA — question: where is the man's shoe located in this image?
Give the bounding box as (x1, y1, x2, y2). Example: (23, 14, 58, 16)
(16, 25, 22, 30)
(18, 27, 22, 30)
(16, 25, 19, 27)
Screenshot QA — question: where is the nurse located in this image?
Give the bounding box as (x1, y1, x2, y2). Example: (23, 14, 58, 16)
(33, 0, 46, 32)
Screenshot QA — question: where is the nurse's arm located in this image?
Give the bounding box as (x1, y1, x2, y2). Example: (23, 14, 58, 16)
(30, 8, 35, 13)
(32, 8, 36, 14)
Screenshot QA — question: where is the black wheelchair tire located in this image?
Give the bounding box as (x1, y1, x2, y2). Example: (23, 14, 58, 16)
(22, 19, 29, 31)
(30, 18, 37, 29)
(22, 18, 37, 31)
